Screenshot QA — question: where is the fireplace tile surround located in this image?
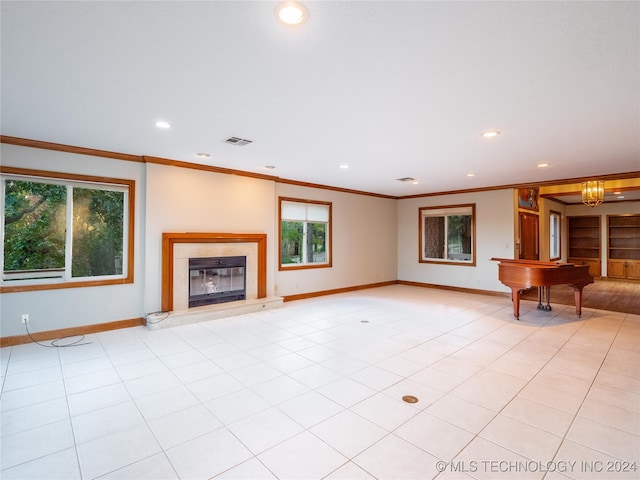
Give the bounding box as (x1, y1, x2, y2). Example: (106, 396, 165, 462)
(153, 233, 282, 330)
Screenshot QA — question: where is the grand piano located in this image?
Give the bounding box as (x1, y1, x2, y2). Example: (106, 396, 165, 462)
(492, 258, 594, 320)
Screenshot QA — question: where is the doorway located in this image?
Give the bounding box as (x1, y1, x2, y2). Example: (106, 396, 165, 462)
(519, 212, 539, 260)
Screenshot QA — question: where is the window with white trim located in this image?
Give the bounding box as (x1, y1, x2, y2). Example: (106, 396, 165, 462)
(419, 204, 476, 265)
(279, 197, 331, 269)
(1, 168, 133, 289)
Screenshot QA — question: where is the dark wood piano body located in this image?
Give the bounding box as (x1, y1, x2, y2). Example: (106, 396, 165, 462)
(492, 258, 594, 320)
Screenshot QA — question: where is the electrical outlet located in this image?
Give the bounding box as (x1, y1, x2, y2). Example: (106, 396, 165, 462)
(21, 313, 29, 324)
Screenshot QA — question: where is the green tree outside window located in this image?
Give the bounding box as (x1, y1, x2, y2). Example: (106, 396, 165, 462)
(3, 178, 126, 282)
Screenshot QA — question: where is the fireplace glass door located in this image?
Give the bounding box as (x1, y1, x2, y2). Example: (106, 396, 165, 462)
(189, 256, 246, 307)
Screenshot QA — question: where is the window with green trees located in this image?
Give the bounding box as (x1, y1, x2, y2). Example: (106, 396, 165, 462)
(2, 168, 133, 289)
(279, 198, 331, 269)
(419, 204, 475, 265)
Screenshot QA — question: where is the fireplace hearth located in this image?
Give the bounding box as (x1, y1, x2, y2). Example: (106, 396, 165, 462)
(189, 256, 246, 308)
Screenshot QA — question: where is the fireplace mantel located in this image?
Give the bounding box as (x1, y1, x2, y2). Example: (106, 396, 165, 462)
(161, 232, 267, 312)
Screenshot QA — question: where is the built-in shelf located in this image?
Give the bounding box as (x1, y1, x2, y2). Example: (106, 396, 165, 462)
(607, 215, 640, 279)
(568, 215, 601, 277)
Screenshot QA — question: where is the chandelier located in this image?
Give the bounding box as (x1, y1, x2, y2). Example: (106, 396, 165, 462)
(581, 180, 605, 207)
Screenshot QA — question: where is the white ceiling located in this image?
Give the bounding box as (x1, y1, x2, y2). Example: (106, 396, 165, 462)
(2, 1, 639, 197)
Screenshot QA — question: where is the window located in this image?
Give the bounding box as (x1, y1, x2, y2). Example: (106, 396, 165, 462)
(419, 204, 475, 265)
(1, 167, 134, 292)
(549, 210, 561, 260)
(279, 197, 331, 269)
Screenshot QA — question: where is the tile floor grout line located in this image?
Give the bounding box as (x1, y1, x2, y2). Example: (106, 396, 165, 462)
(464, 308, 629, 480)
(0, 344, 77, 475)
(344, 303, 563, 479)
(415, 315, 553, 476)
(428, 306, 597, 480)
(57, 342, 86, 480)
(85, 331, 182, 480)
(543, 312, 632, 480)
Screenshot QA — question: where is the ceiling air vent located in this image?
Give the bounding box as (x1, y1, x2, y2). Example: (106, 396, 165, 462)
(223, 136, 253, 146)
(397, 177, 416, 182)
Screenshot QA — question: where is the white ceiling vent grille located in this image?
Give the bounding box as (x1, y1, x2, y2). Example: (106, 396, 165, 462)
(223, 136, 253, 146)
(397, 177, 416, 182)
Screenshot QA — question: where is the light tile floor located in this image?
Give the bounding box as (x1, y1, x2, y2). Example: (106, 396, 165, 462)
(1, 285, 639, 479)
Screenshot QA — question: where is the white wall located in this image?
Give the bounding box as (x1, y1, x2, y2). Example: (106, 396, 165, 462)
(397, 189, 515, 293)
(0, 144, 147, 337)
(274, 183, 397, 296)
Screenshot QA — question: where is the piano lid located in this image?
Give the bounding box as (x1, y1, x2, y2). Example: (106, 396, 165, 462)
(491, 258, 574, 267)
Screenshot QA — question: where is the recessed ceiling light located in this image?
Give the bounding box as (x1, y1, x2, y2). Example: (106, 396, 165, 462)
(155, 121, 171, 129)
(537, 163, 549, 168)
(263, 165, 276, 170)
(275, 2, 308, 25)
(411, 180, 420, 185)
(467, 172, 477, 177)
(339, 164, 349, 169)
(196, 153, 210, 158)
(482, 130, 500, 138)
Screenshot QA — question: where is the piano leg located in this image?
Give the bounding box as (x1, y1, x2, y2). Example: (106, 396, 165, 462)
(536, 286, 552, 311)
(537, 287, 543, 310)
(510, 287, 521, 320)
(570, 284, 586, 317)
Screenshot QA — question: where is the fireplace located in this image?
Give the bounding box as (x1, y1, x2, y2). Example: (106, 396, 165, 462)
(155, 233, 281, 330)
(162, 232, 267, 312)
(189, 256, 246, 307)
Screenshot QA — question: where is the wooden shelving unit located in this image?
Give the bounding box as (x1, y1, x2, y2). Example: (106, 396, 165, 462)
(568, 216, 601, 277)
(607, 214, 640, 280)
